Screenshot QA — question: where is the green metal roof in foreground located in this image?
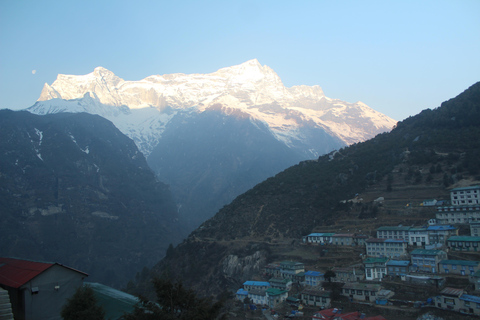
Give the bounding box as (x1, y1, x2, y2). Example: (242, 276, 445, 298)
(85, 282, 139, 320)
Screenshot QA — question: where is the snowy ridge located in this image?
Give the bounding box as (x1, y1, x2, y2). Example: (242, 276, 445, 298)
(30, 59, 397, 156)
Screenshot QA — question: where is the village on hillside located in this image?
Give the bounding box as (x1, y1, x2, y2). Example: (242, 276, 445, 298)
(1, 186, 480, 320)
(235, 185, 480, 319)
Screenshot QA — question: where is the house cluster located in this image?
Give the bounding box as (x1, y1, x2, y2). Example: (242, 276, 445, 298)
(236, 261, 330, 309)
(297, 185, 480, 317)
(236, 260, 390, 317)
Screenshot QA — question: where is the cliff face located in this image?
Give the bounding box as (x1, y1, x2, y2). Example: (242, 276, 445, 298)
(0, 110, 187, 287)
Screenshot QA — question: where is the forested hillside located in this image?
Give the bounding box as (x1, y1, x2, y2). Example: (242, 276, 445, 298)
(130, 82, 480, 298)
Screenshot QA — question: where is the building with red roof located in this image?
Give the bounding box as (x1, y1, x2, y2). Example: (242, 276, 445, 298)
(0, 257, 87, 320)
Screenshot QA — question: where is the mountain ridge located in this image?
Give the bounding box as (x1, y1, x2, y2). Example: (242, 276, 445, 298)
(133, 81, 480, 297)
(27, 60, 397, 228)
(31, 59, 396, 156)
(0, 110, 187, 287)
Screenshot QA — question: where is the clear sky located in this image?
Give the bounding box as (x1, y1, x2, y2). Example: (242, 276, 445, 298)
(1, 0, 479, 121)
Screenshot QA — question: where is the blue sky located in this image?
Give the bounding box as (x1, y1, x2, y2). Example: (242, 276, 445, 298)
(1, 0, 479, 121)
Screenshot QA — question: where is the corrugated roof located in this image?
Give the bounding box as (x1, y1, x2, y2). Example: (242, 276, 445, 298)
(427, 225, 456, 231)
(0, 257, 87, 289)
(439, 259, 479, 266)
(448, 236, 480, 242)
(0, 257, 54, 288)
(460, 294, 480, 303)
(364, 257, 389, 263)
(342, 282, 381, 290)
(386, 260, 410, 266)
(307, 233, 334, 237)
(440, 287, 464, 297)
(411, 249, 445, 256)
(86, 282, 138, 320)
(305, 271, 324, 277)
(266, 288, 287, 296)
(451, 185, 480, 192)
(301, 288, 330, 297)
(243, 281, 270, 287)
(236, 288, 248, 295)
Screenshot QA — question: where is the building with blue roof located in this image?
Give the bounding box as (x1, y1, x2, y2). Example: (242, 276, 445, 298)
(427, 225, 458, 245)
(386, 260, 410, 276)
(304, 271, 324, 287)
(304, 233, 334, 245)
(236, 288, 248, 301)
(410, 249, 447, 273)
(435, 287, 480, 316)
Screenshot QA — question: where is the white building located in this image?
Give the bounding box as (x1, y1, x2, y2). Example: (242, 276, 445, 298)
(471, 222, 480, 237)
(408, 227, 430, 246)
(451, 185, 480, 206)
(436, 206, 480, 224)
(366, 238, 408, 259)
(364, 257, 389, 281)
(376, 226, 411, 241)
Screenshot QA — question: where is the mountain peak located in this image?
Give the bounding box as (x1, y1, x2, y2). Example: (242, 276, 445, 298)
(93, 66, 115, 77)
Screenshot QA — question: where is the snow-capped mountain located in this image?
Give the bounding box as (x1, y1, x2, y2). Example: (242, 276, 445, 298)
(32, 59, 396, 156)
(28, 59, 397, 229)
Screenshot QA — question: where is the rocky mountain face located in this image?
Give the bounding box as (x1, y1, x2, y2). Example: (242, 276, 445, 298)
(28, 59, 396, 228)
(0, 110, 187, 287)
(133, 82, 480, 297)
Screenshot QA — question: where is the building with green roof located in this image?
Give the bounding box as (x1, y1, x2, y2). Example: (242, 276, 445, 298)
(447, 236, 480, 252)
(363, 257, 389, 281)
(439, 260, 480, 276)
(266, 288, 288, 308)
(86, 282, 139, 320)
(410, 249, 447, 273)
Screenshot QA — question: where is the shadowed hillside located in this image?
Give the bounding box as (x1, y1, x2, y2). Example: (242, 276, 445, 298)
(130, 82, 480, 298)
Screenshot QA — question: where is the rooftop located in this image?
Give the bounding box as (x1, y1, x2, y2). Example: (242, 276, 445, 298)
(386, 260, 410, 267)
(243, 281, 270, 287)
(440, 287, 464, 297)
(411, 249, 445, 256)
(0, 257, 87, 289)
(460, 294, 480, 303)
(448, 236, 480, 242)
(377, 226, 411, 231)
(343, 282, 381, 290)
(86, 282, 138, 320)
(427, 225, 457, 231)
(451, 185, 480, 192)
(439, 259, 480, 266)
(302, 288, 330, 297)
(364, 257, 389, 264)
